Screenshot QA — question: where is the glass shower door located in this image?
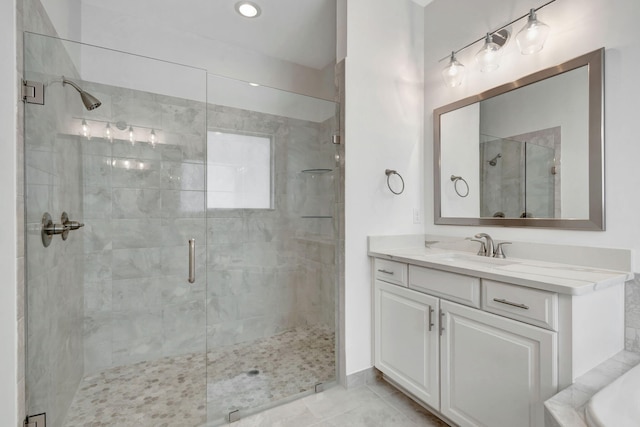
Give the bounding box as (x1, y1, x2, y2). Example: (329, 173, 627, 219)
(205, 74, 339, 424)
(524, 142, 556, 218)
(24, 33, 208, 426)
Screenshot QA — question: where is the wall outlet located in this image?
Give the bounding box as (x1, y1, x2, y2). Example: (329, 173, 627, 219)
(413, 208, 421, 224)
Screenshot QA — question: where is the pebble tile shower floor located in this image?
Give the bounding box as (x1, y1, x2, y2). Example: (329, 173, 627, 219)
(63, 326, 335, 426)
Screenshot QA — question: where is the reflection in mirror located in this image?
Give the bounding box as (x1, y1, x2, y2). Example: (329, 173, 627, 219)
(434, 48, 604, 230)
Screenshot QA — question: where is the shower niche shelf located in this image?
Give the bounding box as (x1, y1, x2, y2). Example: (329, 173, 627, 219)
(299, 168, 334, 219)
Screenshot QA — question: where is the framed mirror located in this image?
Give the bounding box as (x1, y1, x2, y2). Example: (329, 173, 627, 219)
(434, 48, 604, 230)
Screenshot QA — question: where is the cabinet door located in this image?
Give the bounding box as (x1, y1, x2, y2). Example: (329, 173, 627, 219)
(374, 280, 440, 409)
(440, 300, 557, 427)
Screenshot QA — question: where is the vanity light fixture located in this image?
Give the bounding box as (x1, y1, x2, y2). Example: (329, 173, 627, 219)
(516, 9, 550, 55)
(104, 122, 113, 142)
(128, 125, 135, 145)
(235, 1, 261, 18)
(475, 33, 502, 72)
(439, 0, 555, 87)
(75, 118, 162, 146)
(81, 119, 91, 139)
(442, 52, 465, 88)
(149, 129, 157, 147)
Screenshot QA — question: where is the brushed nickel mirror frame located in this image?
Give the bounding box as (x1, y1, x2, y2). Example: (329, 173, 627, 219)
(434, 48, 604, 230)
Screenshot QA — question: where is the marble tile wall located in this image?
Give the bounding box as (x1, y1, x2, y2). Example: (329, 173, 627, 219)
(480, 138, 523, 218)
(80, 80, 208, 374)
(480, 128, 559, 219)
(335, 59, 346, 386)
(77, 83, 338, 372)
(625, 274, 640, 353)
(23, 33, 85, 427)
(205, 104, 338, 349)
(16, 2, 25, 426)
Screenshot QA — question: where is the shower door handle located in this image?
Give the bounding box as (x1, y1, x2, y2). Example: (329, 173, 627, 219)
(188, 238, 195, 284)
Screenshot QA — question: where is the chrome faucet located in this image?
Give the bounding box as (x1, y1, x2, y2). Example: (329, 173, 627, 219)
(474, 233, 494, 257)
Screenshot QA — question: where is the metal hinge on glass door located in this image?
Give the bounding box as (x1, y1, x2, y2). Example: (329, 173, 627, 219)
(25, 413, 46, 427)
(22, 80, 44, 105)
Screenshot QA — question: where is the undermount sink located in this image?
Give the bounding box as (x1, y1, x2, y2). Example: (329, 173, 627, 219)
(424, 252, 522, 267)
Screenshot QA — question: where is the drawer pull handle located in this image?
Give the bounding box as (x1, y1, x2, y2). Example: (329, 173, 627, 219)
(493, 298, 529, 310)
(377, 269, 395, 275)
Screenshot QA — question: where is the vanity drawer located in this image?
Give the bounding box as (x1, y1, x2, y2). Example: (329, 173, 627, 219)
(374, 258, 408, 286)
(409, 265, 480, 308)
(482, 280, 558, 330)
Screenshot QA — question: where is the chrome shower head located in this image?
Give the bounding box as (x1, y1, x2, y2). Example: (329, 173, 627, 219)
(62, 76, 102, 110)
(488, 153, 502, 166)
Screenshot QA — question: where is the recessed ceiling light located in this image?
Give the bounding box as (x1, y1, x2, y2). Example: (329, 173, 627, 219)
(235, 1, 261, 18)
(249, 82, 260, 87)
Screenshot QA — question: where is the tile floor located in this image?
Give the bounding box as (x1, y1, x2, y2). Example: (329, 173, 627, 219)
(63, 326, 335, 426)
(207, 326, 335, 422)
(230, 375, 450, 427)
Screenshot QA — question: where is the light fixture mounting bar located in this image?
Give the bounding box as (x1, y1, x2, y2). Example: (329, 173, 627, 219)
(437, 0, 557, 62)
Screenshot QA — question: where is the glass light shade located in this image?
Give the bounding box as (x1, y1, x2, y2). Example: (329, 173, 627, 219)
(149, 129, 157, 146)
(442, 52, 465, 88)
(81, 119, 91, 139)
(128, 125, 135, 145)
(516, 9, 550, 55)
(104, 122, 113, 142)
(475, 33, 502, 72)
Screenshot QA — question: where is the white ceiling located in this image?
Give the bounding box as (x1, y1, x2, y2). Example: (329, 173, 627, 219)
(80, 0, 337, 70)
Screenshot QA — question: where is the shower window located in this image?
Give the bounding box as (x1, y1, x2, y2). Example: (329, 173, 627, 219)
(207, 130, 273, 209)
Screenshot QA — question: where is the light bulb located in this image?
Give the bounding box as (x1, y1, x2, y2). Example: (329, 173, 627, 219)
(81, 119, 91, 140)
(476, 33, 502, 72)
(128, 126, 135, 145)
(516, 9, 550, 55)
(442, 52, 465, 88)
(149, 129, 157, 147)
(104, 123, 113, 142)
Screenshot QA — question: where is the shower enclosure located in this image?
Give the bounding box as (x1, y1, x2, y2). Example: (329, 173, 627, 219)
(480, 134, 557, 219)
(24, 33, 339, 426)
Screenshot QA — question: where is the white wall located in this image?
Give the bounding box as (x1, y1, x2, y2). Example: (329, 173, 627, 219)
(1, 0, 18, 425)
(440, 103, 480, 217)
(40, 0, 335, 100)
(344, 0, 425, 375)
(39, 0, 81, 40)
(424, 0, 640, 271)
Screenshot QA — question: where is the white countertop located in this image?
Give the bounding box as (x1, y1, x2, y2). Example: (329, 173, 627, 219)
(368, 246, 633, 296)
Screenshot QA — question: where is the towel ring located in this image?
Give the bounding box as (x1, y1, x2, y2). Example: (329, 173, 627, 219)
(385, 169, 405, 195)
(450, 175, 469, 198)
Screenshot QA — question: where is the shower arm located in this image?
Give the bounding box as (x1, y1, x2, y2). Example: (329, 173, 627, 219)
(62, 76, 83, 94)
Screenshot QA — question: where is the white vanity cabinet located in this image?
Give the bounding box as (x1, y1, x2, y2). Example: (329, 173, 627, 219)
(374, 279, 440, 408)
(440, 300, 557, 427)
(373, 260, 559, 427)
